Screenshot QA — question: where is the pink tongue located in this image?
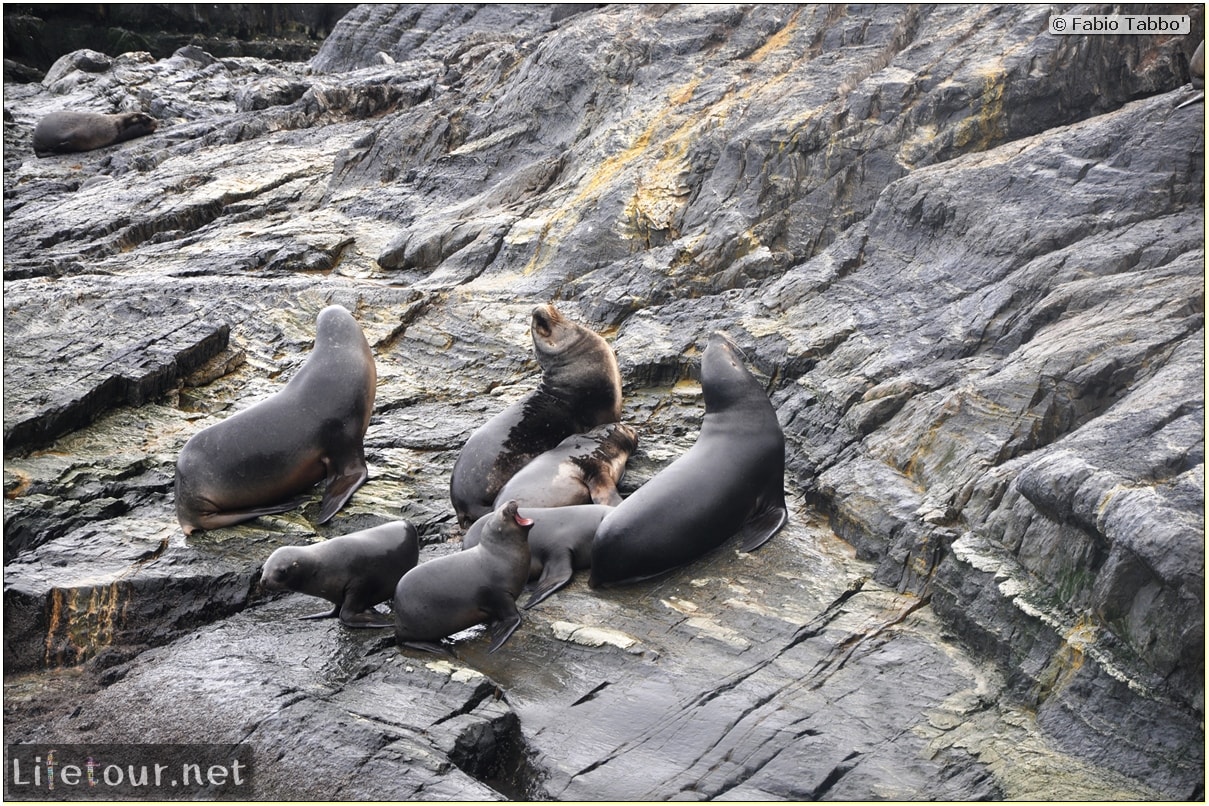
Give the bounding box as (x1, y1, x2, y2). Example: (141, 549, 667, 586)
(514, 514, 534, 527)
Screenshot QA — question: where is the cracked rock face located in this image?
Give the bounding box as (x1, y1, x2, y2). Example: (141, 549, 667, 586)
(3, 3, 1203, 800)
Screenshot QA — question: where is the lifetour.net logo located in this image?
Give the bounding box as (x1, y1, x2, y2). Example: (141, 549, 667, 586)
(5, 744, 253, 801)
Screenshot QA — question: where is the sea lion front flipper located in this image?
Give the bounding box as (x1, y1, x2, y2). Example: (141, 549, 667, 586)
(523, 552, 575, 610)
(485, 591, 523, 652)
(587, 477, 623, 507)
(487, 613, 523, 653)
(737, 502, 789, 552)
(317, 454, 369, 524)
(300, 603, 340, 620)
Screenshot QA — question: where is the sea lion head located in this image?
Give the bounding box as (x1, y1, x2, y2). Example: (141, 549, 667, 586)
(530, 304, 622, 422)
(530, 304, 575, 358)
(118, 112, 158, 137)
(314, 304, 362, 348)
(486, 500, 534, 548)
(259, 546, 309, 592)
(701, 332, 763, 412)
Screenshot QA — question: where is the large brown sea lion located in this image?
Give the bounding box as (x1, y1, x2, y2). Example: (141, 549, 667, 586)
(175, 305, 376, 535)
(590, 333, 788, 587)
(33, 110, 158, 156)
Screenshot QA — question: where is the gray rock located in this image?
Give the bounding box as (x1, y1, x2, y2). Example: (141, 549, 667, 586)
(2, 3, 1202, 800)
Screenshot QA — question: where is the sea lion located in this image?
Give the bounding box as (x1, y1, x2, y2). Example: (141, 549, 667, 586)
(493, 422, 637, 509)
(394, 500, 534, 653)
(33, 110, 158, 156)
(449, 304, 622, 528)
(175, 305, 376, 535)
(463, 504, 611, 609)
(590, 332, 788, 587)
(1177, 40, 1205, 109)
(259, 520, 419, 628)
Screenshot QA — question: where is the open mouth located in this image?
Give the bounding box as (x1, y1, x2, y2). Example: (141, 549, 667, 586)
(531, 305, 563, 339)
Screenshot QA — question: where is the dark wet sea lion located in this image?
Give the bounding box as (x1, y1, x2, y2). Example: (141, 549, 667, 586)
(394, 500, 534, 653)
(590, 332, 788, 587)
(175, 305, 377, 535)
(33, 110, 157, 156)
(260, 520, 419, 628)
(450, 304, 622, 528)
(463, 504, 611, 609)
(494, 422, 637, 509)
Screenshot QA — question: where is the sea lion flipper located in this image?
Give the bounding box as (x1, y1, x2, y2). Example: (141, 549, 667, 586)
(317, 457, 369, 523)
(1176, 92, 1205, 110)
(192, 497, 311, 533)
(487, 612, 523, 652)
(401, 640, 456, 656)
(587, 478, 623, 507)
(485, 590, 523, 652)
(338, 606, 395, 629)
(737, 503, 789, 553)
(300, 604, 340, 620)
(523, 553, 576, 609)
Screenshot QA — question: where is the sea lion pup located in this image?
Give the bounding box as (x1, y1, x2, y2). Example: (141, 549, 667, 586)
(394, 500, 534, 653)
(449, 304, 622, 528)
(175, 305, 377, 535)
(590, 332, 788, 587)
(463, 504, 611, 609)
(260, 520, 420, 628)
(494, 422, 638, 509)
(33, 110, 158, 156)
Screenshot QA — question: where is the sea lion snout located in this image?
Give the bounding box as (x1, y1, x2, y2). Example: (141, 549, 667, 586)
(531, 304, 562, 338)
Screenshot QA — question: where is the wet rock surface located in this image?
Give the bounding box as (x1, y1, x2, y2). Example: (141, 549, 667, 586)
(3, 3, 1203, 800)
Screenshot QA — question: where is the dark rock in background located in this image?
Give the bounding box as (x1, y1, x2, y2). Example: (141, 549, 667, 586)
(2, 3, 356, 80)
(2, 3, 1203, 800)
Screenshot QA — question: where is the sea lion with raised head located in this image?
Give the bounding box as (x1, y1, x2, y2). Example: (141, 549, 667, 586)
(175, 305, 376, 535)
(493, 422, 637, 509)
(394, 500, 534, 653)
(450, 304, 622, 528)
(260, 520, 419, 628)
(463, 504, 611, 609)
(590, 332, 788, 587)
(33, 110, 158, 156)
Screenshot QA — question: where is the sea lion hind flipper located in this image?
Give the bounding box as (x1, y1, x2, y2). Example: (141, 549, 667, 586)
(737, 503, 789, 552)
(338, 607, 395, 629)
(190, 496, 312, 532)
(1176, 91, 1205, 110)
(522, 554, 576, 609)
(317, 457, 369, 523)
(400, 640, 456, 656)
